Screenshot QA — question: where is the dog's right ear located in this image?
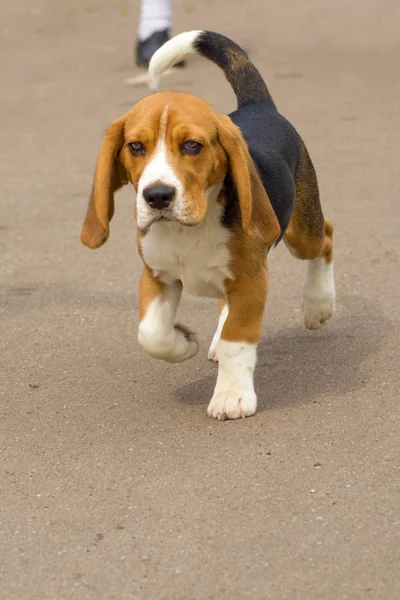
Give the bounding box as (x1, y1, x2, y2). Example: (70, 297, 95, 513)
(81, 116, 128, 249)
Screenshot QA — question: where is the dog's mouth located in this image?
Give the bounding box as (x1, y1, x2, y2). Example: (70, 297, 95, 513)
(150, 213, 174, 225)
(140, 212, 199, 232)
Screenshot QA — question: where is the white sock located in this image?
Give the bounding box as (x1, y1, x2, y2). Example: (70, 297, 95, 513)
(138, 0, 172, 41)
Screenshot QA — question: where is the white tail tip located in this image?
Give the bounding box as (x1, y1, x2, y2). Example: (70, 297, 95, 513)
(148, 30, 203, 91)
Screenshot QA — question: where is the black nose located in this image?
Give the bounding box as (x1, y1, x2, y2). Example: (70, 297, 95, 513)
(143, 185, 175, 210)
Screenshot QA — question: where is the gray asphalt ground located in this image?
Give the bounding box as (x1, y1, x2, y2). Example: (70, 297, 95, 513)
(1, 1, 399, 598)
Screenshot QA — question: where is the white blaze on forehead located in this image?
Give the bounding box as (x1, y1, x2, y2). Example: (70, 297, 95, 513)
(137, 104, 183, 195)
(159, 103, 169, 138)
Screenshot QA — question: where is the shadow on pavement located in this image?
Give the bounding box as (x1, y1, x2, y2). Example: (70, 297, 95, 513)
(175, 295, 389, 412)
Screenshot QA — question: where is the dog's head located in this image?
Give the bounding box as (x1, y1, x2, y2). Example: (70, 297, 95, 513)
(81, 91, 279, 248)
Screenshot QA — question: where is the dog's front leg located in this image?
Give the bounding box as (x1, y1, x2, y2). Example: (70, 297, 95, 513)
(138, 265, 198, 363)
(207, 266, 267, 420)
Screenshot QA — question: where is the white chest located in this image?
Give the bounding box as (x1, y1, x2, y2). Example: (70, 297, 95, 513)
(140, 209, 232, 298)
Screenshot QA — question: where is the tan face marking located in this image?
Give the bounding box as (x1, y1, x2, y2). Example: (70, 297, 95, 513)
(119, 92, 228, 230)
(82, 89, 280, 250)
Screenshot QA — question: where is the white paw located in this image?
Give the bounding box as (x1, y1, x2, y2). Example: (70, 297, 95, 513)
(303, 294, 335, 330)
(207, 389, 257, 420)
(171, 324, 199, 362)
(138, 322, 198, 363)
(303, 258, 336, 330)
(208, 340, 258, 420)
(207, 343, 218, 362)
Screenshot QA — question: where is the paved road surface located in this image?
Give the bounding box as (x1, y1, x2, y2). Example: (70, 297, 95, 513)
(1, 0, 399, 598)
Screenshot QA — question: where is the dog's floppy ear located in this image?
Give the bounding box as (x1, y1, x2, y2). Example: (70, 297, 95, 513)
(217, 115, 280, 246)
(81, 116, 129, 249)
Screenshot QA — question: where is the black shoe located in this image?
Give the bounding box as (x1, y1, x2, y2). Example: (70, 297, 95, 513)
(135, 29, 186, 68)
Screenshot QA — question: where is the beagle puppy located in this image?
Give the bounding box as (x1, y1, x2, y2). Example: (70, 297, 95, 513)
(81, 31, 335, 420)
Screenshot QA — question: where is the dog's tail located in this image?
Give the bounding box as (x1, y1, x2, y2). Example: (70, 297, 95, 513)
(148, 30, 275, 109)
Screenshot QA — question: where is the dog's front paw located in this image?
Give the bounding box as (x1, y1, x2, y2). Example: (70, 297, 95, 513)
(138, 322, 198, 363)
(207, 389, 257, 420)
(172, 323, 199, 362)
(208, 340, 258, 420)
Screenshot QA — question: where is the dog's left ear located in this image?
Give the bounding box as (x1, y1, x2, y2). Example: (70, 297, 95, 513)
(81, 116, 129, 249)
(217, 115, 280, 246)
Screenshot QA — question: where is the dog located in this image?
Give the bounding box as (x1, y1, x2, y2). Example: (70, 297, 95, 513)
(81, 31, 335, 420)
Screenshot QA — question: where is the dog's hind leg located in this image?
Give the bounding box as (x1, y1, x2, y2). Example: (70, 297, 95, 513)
(284, 143, 336, 329)
(208, 299, 228, 362)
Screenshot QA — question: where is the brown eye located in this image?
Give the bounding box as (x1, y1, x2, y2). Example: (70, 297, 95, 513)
(182, 140, 203, 155)
(129, 141, 146, 156)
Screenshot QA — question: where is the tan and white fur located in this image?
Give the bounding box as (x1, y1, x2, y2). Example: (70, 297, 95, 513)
(81, 30, 335, 420)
